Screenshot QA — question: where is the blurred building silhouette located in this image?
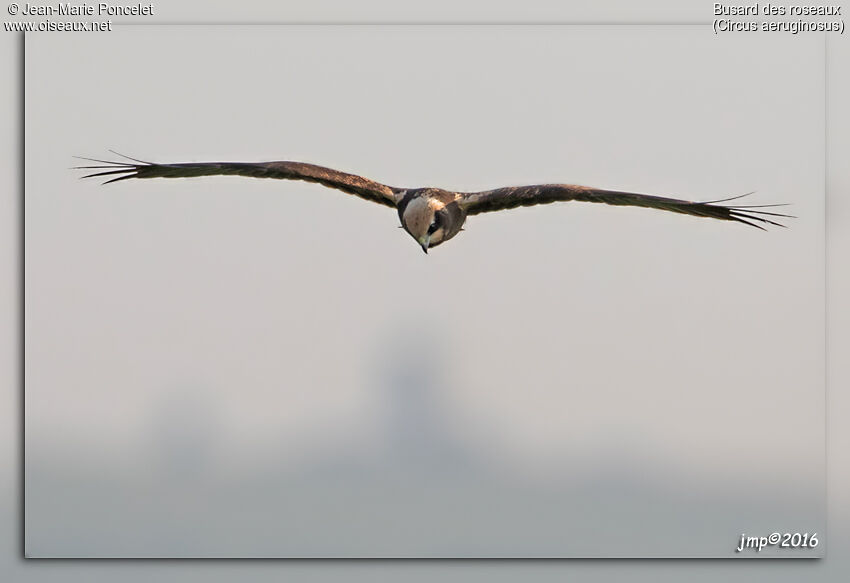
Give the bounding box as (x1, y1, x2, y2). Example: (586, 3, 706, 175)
(378, 333, 470, 470)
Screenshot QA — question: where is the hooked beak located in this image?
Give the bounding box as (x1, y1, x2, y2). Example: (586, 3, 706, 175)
(418, 235, 430, 254)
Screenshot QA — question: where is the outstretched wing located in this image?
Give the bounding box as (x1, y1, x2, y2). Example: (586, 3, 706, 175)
(458, 184, 790, 229)
(75, 154, 402, 208)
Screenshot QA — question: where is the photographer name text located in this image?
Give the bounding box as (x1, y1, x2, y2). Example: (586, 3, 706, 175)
(17, 2, 152, 16)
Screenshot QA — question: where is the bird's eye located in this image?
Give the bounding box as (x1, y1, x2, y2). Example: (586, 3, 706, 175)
(428, 214, 441, 234)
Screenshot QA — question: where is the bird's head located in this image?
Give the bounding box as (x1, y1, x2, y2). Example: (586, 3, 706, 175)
(401, 195, 450, 254)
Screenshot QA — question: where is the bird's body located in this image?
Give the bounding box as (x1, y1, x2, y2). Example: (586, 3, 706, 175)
(396, 188, 465, 251)
(76, 154, 789, 252)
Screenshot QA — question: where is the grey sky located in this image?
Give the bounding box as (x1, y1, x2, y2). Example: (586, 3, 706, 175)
(24, 25, 823, 557)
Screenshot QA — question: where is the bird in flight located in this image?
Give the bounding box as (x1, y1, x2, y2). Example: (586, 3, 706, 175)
(76, 153, 790, 253)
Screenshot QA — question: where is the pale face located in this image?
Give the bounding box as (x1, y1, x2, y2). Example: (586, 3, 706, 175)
(402, 197, 447, 253)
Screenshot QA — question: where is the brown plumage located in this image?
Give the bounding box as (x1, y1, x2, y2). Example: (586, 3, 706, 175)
(75, 153, 791, 253)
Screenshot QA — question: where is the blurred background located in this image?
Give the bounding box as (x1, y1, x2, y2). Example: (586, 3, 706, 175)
(21, 23, 824, 558)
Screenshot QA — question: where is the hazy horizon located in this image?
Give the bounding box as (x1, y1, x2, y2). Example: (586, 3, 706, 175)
(24, 25, 824, 557)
